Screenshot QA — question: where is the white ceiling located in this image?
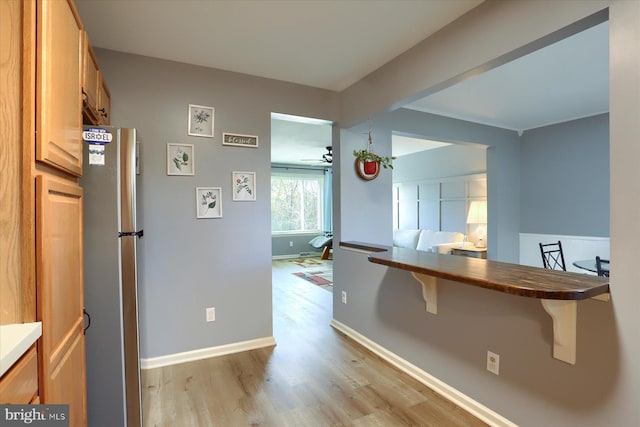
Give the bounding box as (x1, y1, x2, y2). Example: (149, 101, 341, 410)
(404, 21, 609, 133)
(75, 1, 609, 166)
(270, 114, 333, 166)
(75, 0, 482, 92)
(392, 136, 451, 157)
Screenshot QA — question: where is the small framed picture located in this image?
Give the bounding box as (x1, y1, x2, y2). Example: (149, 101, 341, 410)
(167, 143, 195, 175)
(188, 104, 214, 138)
(222, 132, 258, 148)
(232, 171, 256, 201)
(196, 187, 222, 218)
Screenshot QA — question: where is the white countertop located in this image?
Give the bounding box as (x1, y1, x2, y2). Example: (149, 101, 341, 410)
(0, 322, 42, 377)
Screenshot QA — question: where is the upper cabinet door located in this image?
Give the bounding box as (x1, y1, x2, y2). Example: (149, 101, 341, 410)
(81, 31, 100, 123)
(36, 0, 83, 177)
(97, 73, 111, 125)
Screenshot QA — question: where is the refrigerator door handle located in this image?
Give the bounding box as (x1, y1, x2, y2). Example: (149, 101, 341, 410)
(83, 308, 91, 335)
(118, 229, 143, 238)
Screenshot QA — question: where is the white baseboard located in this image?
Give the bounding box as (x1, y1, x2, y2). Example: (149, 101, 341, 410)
(330, 319, 517, 427)
(140, 336, 277, 370)
(272, 252, 322, 260)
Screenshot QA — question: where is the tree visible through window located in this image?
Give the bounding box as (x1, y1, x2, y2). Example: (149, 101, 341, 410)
(272, 174, 324, 232)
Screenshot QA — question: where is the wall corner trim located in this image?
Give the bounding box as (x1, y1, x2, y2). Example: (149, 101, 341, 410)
(330, 319, 518, 427)
(140, 336, 277, 370)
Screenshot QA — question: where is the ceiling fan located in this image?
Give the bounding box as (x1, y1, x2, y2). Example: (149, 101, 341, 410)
(301, 146, 332, 164)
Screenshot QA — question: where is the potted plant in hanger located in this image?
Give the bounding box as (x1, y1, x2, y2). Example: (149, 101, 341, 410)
(353, 126, 395, 180)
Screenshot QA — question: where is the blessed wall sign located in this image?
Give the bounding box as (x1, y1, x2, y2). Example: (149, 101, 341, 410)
(222, 133, 259, 148)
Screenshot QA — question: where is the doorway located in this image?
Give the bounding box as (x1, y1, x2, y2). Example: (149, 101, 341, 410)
(270, 112, 334, 301)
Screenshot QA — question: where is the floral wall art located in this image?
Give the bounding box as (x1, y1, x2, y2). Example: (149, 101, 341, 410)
(196, 187, 222, 218)
(167, 143, 194, 175)
(232, 171, 256, 201)
(188, 104, 214, 137)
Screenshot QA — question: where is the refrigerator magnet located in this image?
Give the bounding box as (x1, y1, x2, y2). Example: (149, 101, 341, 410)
(88, 144, 105, 166)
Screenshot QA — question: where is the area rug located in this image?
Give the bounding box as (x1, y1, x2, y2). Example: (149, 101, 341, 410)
(288, 257, 324, 268)
(293, 270, 333, 291)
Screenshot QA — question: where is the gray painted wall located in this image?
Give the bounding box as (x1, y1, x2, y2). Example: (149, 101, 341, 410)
(338, 123, 394, 246)
(609, 3, 640, 425)
(337, 116, 492, 247)
(390, 110, 610, 259)
(90, 1, 640, 426)
(335, 1, 639, 426)
(95, 48, 339, 359)
(384, 109, 520, 262)
(392, 141, 487, 183)
(272, 234, 324, 257)
(520, 113, 609, 236)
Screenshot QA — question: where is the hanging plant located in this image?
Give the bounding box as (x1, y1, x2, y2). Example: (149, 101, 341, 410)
(353, 125, 395, 180)
(353, 147, 395, 170)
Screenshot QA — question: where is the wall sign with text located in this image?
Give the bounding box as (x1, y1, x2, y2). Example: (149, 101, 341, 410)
(222, 133, 259, 148)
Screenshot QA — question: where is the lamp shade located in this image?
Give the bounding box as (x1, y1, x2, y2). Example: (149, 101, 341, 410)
(467, 200, 487, 224)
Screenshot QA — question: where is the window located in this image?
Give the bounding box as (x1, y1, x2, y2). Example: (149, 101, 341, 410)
(271, 173, 324, 233)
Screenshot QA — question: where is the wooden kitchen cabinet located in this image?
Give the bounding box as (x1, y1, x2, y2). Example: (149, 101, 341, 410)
(47, 331, 87, 427)
(36, 0, 83, 177)
(4, 1, 90, 423)
(1, 0, 40, 405)
(0, 0, 36, 326)
(97, 75, 111, 125)
(82, 31, 100, 124)
(81, 30, 111, 126)
(36, 175, 86, 426)
(0, 347, 38, 404)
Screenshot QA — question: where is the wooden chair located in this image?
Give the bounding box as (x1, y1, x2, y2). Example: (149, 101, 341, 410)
(539, 241, 566, 271)
(596, 256, 610, 277)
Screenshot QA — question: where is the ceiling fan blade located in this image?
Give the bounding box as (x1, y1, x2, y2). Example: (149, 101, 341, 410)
(299, 146, 333, 164)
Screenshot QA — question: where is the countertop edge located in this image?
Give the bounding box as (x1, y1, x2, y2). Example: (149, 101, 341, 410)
(0, 322, 43, 377)
(368, 247, 610, 300)
(340, 241, 390, 253)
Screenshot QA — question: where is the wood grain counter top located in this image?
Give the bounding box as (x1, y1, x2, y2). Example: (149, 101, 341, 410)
(342, 242, 610, 300)
(340, 241, 610, 364)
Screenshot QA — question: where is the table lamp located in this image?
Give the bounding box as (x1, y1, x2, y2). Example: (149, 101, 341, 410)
(466, 200, 487, 248)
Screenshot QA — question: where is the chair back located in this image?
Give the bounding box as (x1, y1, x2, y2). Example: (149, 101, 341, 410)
(539, 241, 566, 271)
(596, 256, 610, 277)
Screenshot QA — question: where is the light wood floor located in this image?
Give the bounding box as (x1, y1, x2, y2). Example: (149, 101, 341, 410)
(142, 257, 487, 426)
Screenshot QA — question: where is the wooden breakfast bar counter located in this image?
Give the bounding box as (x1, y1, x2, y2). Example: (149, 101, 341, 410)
(340, 241, 610, 364)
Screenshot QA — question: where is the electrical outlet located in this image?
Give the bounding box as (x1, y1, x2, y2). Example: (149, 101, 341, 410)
(206, 307, 216, 322)
(289, 241, 294, 247)
(487, 351, 500, 375)
(341, 291, 347, 304)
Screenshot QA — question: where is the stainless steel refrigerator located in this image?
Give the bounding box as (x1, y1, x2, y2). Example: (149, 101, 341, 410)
(81, 126, 143, 427)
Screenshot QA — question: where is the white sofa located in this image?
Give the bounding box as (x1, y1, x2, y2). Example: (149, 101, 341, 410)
(393, 229, 465, 254)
